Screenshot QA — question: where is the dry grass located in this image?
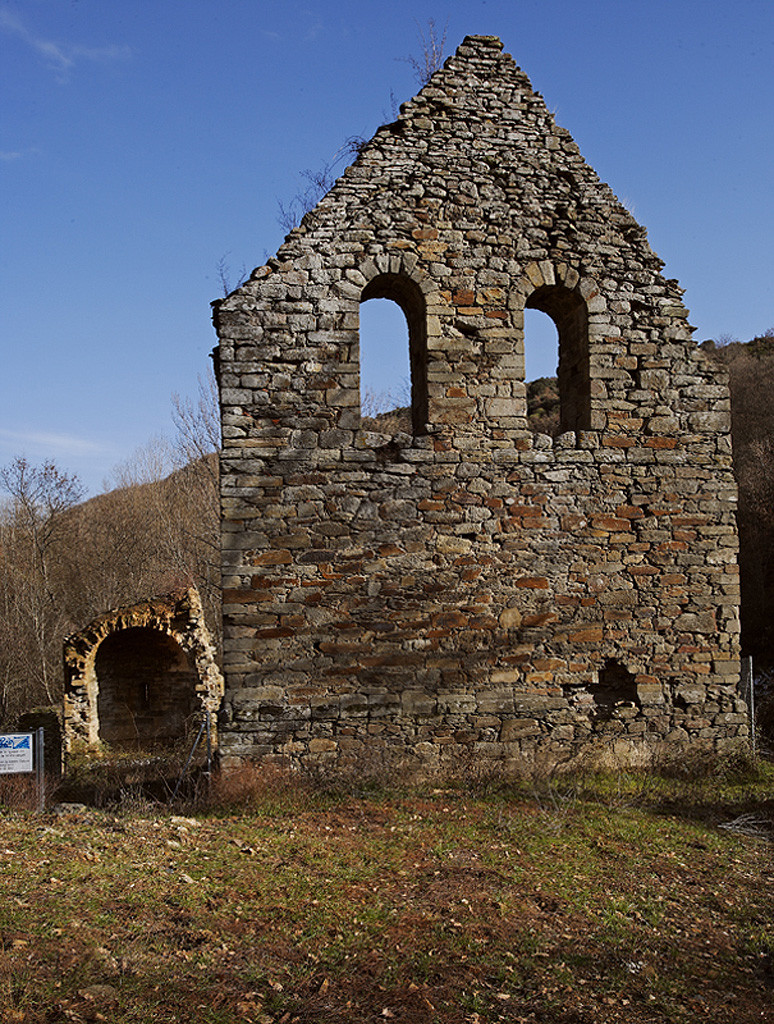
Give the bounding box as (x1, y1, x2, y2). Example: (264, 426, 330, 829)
(0, 761, 772, 1023)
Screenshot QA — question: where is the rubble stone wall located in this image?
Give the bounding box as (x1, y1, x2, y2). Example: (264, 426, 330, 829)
(213, 35, 744, 770)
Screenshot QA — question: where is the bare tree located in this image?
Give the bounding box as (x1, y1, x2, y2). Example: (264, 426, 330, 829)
(277, 164, 337, 233)
(277, 136, 367, 232)
(216, 252, 248, 298)
(0, 370, 224, 728)
(93, 372, 222, 649)
(168, 368, 222, 646)
(400, 19, 449, 87)
(0, 458, 84, 716)
(276, 22, 447, 233)
(171, 367, 221, 464)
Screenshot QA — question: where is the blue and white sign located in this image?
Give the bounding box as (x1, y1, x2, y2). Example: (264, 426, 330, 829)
(0, 733, 34, 773)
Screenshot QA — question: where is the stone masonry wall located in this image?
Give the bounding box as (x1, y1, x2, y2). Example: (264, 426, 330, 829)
(213, 35, 745, 770)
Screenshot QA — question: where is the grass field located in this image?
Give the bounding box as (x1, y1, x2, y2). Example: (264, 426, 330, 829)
(0, 759, 772, 1023)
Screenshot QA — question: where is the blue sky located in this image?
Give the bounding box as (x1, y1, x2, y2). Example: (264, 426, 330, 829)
(2, 0, 772, 495)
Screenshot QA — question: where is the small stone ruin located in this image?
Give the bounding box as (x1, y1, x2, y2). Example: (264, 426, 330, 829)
(63, 588, 223, 755)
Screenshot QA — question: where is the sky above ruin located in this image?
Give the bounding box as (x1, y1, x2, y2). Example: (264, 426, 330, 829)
(2, 0, 772, 496)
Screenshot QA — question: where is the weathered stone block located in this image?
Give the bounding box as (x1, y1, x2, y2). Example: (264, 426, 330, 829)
(501, 718, 540, 741)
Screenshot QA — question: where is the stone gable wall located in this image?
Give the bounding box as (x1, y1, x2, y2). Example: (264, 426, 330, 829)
(213, 35, 744, 769)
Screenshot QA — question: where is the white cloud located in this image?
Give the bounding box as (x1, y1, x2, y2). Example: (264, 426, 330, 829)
(0, 147, 41, 162)
(0, 428, 108, 458)
(302, 20, 323, 43)
(0, 9, 130, 82)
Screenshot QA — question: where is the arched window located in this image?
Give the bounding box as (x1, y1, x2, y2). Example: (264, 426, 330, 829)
(524, 307, 560, 436)
(360, 274, 428, 435)
(359, 297, 411, 432)
(526, 284, 590, 434)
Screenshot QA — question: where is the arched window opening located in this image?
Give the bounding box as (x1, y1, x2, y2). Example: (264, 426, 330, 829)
(526, 285, 590, 434)
(95, 627, 198, 750)
(360, 274, 428, 435)
(359, 298, 411, 432)
(524, 307, 560, 436)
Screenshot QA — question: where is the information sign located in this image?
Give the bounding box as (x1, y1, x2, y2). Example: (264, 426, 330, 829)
(0, 733, 34, 774)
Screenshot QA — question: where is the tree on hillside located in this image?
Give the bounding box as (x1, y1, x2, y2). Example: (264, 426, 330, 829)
(0, 458, 84, 721)
(0, 370, 223, 729)
(71, 370, 222, 651)
(705, 330, 774, 665)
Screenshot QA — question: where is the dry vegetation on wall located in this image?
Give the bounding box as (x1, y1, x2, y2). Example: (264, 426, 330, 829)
(0, 763, 772, 1023)
(0, 373, 220, 729)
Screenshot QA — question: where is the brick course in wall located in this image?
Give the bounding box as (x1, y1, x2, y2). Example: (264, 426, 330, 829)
(213, 35, 745, 770)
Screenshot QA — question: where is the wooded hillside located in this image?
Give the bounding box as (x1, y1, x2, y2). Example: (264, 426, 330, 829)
(702, 331, 774, 667)
(0, 376, 219, 727)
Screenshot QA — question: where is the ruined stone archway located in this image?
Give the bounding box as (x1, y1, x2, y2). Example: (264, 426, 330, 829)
(64, 588, 223, 754)
(95, 627, 199, 748)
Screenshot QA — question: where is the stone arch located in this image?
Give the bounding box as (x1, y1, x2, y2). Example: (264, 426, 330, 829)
(95, 627, 199, 748)
(355, 254, 442, 435)
(516, 262, 609, 435)
(63, 588, 223, 754)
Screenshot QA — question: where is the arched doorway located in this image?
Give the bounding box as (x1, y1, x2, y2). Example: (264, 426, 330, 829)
(63, 589, 223, 756)
(95, 627, 199, 749)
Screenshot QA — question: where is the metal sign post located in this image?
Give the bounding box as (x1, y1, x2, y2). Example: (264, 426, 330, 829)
(748, 655, 756, 758)
(36, 727, 45, 813)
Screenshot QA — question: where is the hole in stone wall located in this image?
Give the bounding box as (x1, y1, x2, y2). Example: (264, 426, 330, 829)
(359, 297, 411, 433)
(95, 627, 199, 750)
(360, 273, 428, 435)
(589, 659, 639, 725)
(526, 284, 591, 435)
(524, 307, 560, 437)
(673, 688, 689, 711)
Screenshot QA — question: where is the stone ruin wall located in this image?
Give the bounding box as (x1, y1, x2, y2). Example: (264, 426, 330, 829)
(213, 35, 745, 770)
(64, 588, 223, 755)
